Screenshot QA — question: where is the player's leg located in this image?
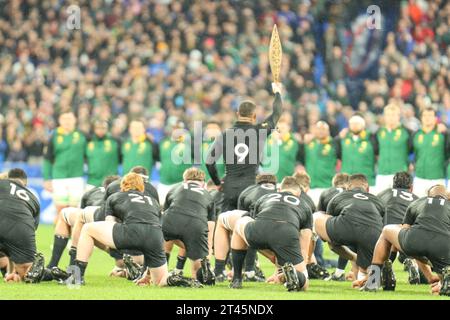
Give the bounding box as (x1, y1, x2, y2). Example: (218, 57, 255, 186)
(74, 221, 117, 282)
(0, 251, 9, 277)
(214, 210, 245, 280)
(313, 212, 333, 243)
(164, 240, 174, 264)
(68, 207, 98, 265)
(229, 216, 253, 289)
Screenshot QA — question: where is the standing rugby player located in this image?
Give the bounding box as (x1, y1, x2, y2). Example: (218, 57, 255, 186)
(336, 115, 376, 187)
(373, 105, 412, 193)
(206, 82, 283, 211)
(121, 120, 159, 177)
(201, 122, 225, 181)
(300, 121, 338, 204)
(43, 112, 86, 218)
(85, 120, 120, 189)
(412, 108, 449, 197)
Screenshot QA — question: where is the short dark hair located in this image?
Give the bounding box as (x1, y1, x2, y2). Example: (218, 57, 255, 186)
(103, 175, 120, 188)
(8, 168, 27, 180)
(393, 172, 413, 189)
(280, 176, 301, 194)
(238, 101, 256, 117)
(8, 168, 27, 185)
(332, 173, 349, 188)
(130, 166, 148, 176)
(256, 173, 277, 185)
(348, 174, 368, 190)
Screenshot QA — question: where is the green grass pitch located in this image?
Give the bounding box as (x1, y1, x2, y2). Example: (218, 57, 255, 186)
(0, 225, 448, 300)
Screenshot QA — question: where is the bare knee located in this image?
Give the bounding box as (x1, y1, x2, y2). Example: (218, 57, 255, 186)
(15, 263, 32, 278)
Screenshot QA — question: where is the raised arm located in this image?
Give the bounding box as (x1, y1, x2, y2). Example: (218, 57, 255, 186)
(261, 83, 283, 130)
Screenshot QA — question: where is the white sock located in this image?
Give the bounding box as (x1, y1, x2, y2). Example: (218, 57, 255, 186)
(357, 271, 367, 281)
(334, 268, 345, 277)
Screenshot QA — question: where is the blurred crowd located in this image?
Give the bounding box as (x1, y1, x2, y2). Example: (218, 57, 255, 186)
(0, 0, 449, 164)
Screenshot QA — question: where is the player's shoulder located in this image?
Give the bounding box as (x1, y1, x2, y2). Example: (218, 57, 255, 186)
(377, 188, 392, 198)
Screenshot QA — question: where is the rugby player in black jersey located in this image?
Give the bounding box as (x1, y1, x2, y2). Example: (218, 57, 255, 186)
(314, 174, 385, 288)
(362, 185, 450, 296)
(213, 174, 277, 282)
(377, 171, 419, 284)
(0, 169, 41, 283)
(162, 168, 216, 285)
(206, 82, 283, 212)
(293, 171, 329, 280)
(229, 177, 313, 291)
(67, 173, 200, 287)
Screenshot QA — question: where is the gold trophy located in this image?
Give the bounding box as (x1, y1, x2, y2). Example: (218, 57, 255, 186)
(269, 24, 282, 83)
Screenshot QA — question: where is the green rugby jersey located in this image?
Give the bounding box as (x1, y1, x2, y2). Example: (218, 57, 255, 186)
(374, 126, 412, 175)
(262, 133, 299, 182)
(86, 134, 120, 187)
(121, 135, 158, 176)
(413, 128, 448, 179)
(301, 137, 337, 188)
(43, 128, 87, 180)
(159, 137, 192, 185)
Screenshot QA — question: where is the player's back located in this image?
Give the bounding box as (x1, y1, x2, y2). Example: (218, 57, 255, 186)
(238, 182, 277, 212)
(327, 189, 384, 227)
(407, 197, 450, 236)
(318, 187, 344, 212)
(378, 188, 418, 225)
(165, 182, 215, 222)
(106, 191, 161, 225)
(0, 180, 40, 228)
(81, 186, 106, 208)
(301, 191, 316, 213)
(255, 192, 312, 230)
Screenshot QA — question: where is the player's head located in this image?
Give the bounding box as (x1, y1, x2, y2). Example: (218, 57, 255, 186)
(383, 104, 401, 128)
(129, 120, 146, 140)
(120, 172, 145, 193)
(277, 121, 291, 136)
(93, 120, 109, 138)
(237, 101, 257, 124)
(204, 122, 222, 140)
(420, 107, 436, 128)
(8, 168, 27, 186)
(256, 173, 277, 185)
(393, 172, 413, 191)
(428, 184, 447, 199)
(183, 167, 206, 184)
(314, 121, 330, 140)
(332, 173, 350, 189)
(280, 176, 302, 197)
(59, 112, 76, 132)
(348, 115, 366, 134)
(102, 175, 120, 188)
(348, 174, 369, 192)
(292, 171, 311, 192)
(130, 166, 149, 182)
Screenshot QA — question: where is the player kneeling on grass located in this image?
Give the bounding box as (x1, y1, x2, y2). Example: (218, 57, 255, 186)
(45, 175, 120, 273)
(64, 173, 201, 288)
(314, 174, 385, 288)
(162, 168, 216, 285)
(213, 174, 277, 282)
(229, 177, 312, 291)
(0, 169, 42, 283)
(361, 184, 450, 296)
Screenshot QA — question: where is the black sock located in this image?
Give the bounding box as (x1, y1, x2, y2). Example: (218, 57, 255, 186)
(214, 259, 226, 275)
(74, 260, 88, 277)
(165, 253, 171, 264)
(337, 257, 348, 270)
(231, 249, 247, 281)
(47, 235, 69, 268)
(176, 255, 187, 270)
(69, 246, 77, 266)
(398, 252, 407, 264)
(244, 248, 257, 272)
(389, 251, 397, 263)
(1, 267, 6, 277)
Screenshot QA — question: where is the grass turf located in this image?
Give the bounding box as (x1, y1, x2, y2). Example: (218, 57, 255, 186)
(0, 225, 448, 300)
